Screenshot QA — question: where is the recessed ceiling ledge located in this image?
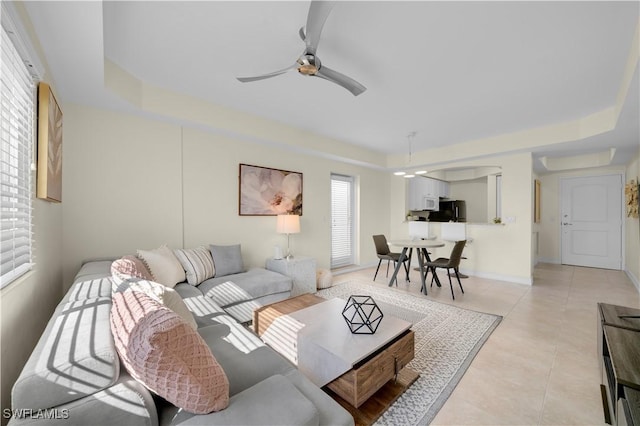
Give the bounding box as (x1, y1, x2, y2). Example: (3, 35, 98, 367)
(539, 148, 617, 171)
(103, 58, 387, 170)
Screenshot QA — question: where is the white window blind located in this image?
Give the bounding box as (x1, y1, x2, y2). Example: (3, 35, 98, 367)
(1, 27, 35, 288)
(331, 174, 355, 268)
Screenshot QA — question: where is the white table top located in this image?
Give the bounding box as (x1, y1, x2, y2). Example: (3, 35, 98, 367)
(286, 298, 412, 386)
(388, 239, 446, 249)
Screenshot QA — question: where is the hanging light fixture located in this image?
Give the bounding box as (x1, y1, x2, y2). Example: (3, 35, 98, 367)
(392, 132, 430, 177)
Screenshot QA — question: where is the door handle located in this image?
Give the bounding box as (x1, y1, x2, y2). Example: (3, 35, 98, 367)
(563, 223, 572, 226)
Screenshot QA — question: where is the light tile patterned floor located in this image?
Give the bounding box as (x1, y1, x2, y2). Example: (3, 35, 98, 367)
(332, 263, 640, 425)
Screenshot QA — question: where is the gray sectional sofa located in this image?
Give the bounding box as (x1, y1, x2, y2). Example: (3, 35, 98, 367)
(9, 260, 353, 426)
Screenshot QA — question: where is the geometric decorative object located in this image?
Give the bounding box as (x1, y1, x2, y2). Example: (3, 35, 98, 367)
(342, 295, 383, 334)
(37, 82, 63, 202)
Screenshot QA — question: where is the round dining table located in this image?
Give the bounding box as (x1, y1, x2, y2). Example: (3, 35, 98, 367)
(387, 239, 446, 295)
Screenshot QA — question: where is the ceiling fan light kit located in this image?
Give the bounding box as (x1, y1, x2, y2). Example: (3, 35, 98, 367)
(297, 54, 319, 76)
(237, 1, 366, 96)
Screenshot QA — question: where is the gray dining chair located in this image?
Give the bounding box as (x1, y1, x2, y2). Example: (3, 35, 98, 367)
(426, 240, 466, 299)
(372, 234, 408, 284)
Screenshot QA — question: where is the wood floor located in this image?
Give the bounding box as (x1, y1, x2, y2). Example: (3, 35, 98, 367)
(332, 263, 640, 425)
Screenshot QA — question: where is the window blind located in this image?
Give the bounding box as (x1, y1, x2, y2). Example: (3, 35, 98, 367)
(331, 174, 354, 268)
(1, 27, 35, 288)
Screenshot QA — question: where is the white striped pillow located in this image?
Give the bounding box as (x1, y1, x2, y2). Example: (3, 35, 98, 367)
(174, 246, 215, 286)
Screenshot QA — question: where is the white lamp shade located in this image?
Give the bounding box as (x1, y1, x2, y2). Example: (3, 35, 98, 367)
(276, 214, 300, 234)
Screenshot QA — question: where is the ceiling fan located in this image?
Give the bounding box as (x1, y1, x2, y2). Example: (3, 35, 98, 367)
(236, 1, 366, 96)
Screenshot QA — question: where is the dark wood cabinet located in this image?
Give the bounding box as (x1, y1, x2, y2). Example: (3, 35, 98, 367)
(598, 303, 640, 426)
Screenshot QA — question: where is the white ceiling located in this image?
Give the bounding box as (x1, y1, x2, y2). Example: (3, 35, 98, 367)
(22, 1, 640, 172)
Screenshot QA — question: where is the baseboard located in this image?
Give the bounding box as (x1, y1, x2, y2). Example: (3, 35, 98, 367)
(536, 257, 561, 264)
(333, 263, 533, 285)
(458, 268, 533, 286)
(331, 261, 378, 276)
(625, 269, 640, 293)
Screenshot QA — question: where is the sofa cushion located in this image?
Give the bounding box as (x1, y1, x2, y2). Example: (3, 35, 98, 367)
(12, 297, 119, 411)
(223, 300, 263, 324)
(167, 375, 320, 426)
(9, 370, 159, 426)
(209, 244, 245, 277)
(199, 268, 292, 302)
(174, 246, 215, 285)
(173, 282, 204, 299)
(200, 280, 253, 307)
(198, 325, 294, 396)
(110, 290, 229, 414)
(283, 370, 356, 426)
(67, 277, 113, 301)
(116, 279, 198, 330)
(71, 260, 116, 286)
(111, 255, 154, 286)
(136, 245, 185, 288)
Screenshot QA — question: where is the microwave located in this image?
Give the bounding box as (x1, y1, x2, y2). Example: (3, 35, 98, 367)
(422, 197, 439, 211)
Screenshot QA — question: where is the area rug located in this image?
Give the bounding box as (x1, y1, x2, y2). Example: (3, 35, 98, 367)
(317, 280, 502, 425)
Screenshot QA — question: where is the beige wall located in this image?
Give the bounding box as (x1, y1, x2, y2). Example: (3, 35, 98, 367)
(1, 200, 63, 424)
(625, 150, 640, 289)
(537, 165, 627, 264)
(61, 104, 391, 286)
(390, 153, 534, 284)
(0, 4, 63, 422)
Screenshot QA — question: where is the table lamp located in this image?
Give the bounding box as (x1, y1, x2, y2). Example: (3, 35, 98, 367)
(276, 214, 300, 260)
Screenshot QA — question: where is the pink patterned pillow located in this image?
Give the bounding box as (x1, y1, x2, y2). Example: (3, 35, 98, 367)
(111, 255, 154, 286)
(110, 290, 229, 414)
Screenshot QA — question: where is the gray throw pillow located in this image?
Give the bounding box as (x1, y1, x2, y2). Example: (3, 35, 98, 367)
(209, 244, 245, 277)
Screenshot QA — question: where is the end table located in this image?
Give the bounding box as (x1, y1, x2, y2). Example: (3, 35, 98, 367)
(266, 256, 317, 296)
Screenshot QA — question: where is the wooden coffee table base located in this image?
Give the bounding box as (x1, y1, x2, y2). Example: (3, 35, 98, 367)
(324, 367, 420, 426)
(254, 294, 419, 424)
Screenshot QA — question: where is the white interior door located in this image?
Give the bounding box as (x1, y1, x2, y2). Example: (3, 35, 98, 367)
(560, 174, 623, 269)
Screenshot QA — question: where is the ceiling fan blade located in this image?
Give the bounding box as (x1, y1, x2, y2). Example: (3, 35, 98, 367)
(304, 1, 336, 55)
(237, 64, 298, 83)
(315, 66, 366, 96)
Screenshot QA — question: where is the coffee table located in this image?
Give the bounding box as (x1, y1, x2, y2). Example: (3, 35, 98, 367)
(253, 294, 417, 413)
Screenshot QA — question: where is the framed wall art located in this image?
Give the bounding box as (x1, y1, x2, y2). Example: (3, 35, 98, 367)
(534, 179, 541, 223)
(239, 164, 302, 216)
(36, 82, 63, 202)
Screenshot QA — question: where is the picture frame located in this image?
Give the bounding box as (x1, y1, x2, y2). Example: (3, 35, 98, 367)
(239, 163, 302, 216)
(36, 82, 63, 202)
(534, 179, 541, 223)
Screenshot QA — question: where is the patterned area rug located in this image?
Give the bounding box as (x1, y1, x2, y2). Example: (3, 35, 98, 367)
(317, 280, 502, 425)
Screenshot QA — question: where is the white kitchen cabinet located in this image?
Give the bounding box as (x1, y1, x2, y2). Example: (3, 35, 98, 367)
(438, 180, 450, 198)
(408, 177, 444, 210)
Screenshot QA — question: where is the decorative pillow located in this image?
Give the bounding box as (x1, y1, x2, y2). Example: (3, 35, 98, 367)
(209, 244, 245, 277)
(174, 247, 215, 286)
(110, 290, 229, 414)
(136, 245, 186, 288)
(116, 279, 198, 330)
(111, 255, 154, 287)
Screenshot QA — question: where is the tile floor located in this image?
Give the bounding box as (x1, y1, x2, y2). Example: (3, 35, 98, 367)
(332, 262, 640, 425)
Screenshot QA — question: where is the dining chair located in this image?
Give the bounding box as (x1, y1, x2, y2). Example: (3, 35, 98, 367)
(425, 240, 466, 300)
(372, 234, 409, 284)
